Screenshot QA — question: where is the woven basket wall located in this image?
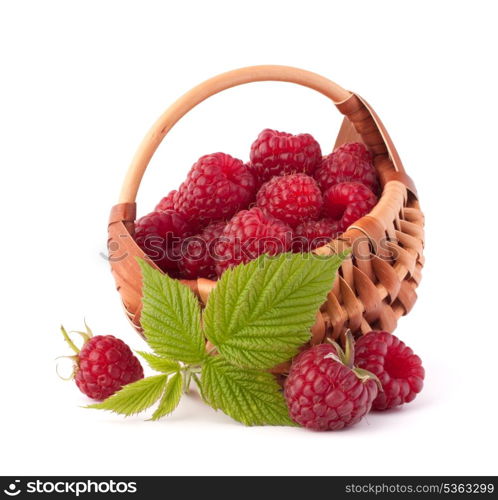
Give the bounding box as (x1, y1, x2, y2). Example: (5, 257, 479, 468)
(107, 66, 424, 374)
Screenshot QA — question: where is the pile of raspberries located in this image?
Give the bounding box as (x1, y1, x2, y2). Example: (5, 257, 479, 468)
(134, 129, 380, 280)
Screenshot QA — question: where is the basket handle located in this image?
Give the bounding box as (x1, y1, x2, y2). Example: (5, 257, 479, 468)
(118, 65, 352, 204)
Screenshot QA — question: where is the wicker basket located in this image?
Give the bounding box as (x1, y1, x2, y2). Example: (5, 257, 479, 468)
(108, 65, 424, 363)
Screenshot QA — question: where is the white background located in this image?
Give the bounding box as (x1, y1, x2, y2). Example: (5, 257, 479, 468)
(1, 0, 497, 476)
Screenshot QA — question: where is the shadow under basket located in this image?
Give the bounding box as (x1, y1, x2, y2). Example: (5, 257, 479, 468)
(107, 65, 425, 375)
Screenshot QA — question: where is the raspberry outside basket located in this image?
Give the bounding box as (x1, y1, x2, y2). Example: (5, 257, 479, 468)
(107, 65, 424, 374)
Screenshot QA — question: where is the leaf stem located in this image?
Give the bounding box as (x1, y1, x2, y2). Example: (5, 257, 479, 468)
(191, 372, 206, 402)
(191, 372, 201, 388)
(183, 370, 192, 394)
(181, 364, 203, 394)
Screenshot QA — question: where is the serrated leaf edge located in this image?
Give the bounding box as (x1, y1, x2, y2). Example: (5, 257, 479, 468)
(150, 372, 183, 421)
(201, 357, 295, 427)
(203, 253, 345, 370)
(136, 351, 181, 374)
(87, 374, 169, 416)
(138, 259, 206, 364)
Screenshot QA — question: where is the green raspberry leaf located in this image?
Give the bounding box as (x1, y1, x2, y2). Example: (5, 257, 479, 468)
(87, 374, 168, 416)
(136, 351, 181, 374)
(203, 252, 346, 370)
(138, 259, 205, 364)
(150, 372, 183, 421)
(201, 357, 296, 426)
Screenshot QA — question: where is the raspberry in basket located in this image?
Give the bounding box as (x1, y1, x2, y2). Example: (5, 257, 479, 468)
(293, 218, 342, 252)
(215, 207, 292, 276)
(315, 142, 379, 194)
(323, 181, 377, 232)
(284, 334, 379, 430)
(355, 331, 425, 410)
(250, 129, 322, 185)
(174, 152, 256, 225)
(179, 221, 226, 279)
(59, 324, 144, 401)
(256, 173, 323, 228)
(134, 210, 192, 275)
(155, 190, 177, 212)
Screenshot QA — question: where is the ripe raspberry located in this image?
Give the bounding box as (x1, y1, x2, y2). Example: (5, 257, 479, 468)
(323, 181, 377, 232)
(60, 325, 144, 401)
(256, 173, 323, 228)
(338, 142, 372, 162)
(215, 207, 292, 276)
(134, 210, 192, 275)
(250, 129, 322, 185)
(284, 335, 379, 430)
(293, 218, 342, 252)
(315, 142, 379, 194)
(174, 153, 256, 225)
(355, 331, 425, 411)
(154, 190, 177, 212)
(179, 221, 226, 280)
